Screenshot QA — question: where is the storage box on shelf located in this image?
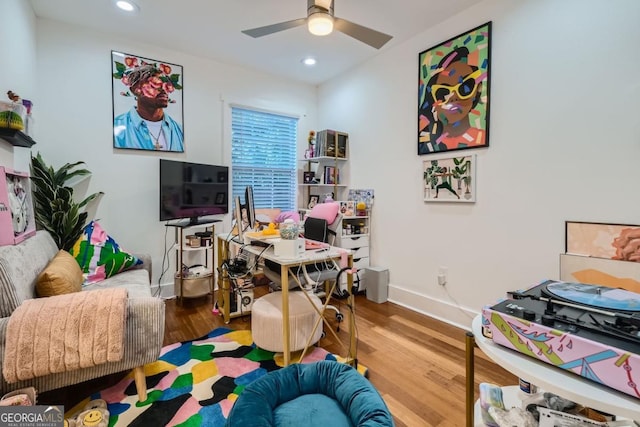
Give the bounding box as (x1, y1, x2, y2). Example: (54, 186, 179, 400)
(166, 222, 216, 301)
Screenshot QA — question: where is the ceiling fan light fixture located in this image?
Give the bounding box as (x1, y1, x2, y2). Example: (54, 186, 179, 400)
(307, 12, 334, 36)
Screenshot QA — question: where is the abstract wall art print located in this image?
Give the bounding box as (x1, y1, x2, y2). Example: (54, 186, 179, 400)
(112, 51, 184, 152)
(565, 221, 640, 263)
(418, 22, 491, 155)
(423, 154, 476, 203)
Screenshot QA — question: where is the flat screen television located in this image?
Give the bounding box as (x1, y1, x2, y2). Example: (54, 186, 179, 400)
(159, 159, 229, 225)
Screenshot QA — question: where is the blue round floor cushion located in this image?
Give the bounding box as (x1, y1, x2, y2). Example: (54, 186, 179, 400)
(225, 361, 394, 427)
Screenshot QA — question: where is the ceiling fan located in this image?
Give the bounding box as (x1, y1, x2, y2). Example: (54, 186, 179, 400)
(241, 0, 393, 49)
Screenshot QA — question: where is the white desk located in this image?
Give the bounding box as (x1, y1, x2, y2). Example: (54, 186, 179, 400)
(216, 235, 355, 366)
(468, 315, 640, 424)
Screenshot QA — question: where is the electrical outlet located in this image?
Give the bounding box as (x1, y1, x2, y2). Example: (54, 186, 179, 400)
(438, 266, 447, 286)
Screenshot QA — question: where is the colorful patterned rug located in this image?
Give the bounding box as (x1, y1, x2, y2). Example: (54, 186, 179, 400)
(70, 327, 337, 426)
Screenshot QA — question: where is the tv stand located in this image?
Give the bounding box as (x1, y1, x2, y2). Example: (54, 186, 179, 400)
(166, 221, 219, 303)
(172, 217, 222, 227)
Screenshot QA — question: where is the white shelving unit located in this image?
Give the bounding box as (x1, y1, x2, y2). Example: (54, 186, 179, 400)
(299, 129, 349, 207)
(298, 131, 374, 294)
(335, 210, 371, 292)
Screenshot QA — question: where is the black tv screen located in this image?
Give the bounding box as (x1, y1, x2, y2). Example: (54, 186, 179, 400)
(159, 159, 229, 224)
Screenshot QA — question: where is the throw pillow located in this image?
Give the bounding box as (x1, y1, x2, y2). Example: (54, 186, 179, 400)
(308, 202, 339, 225)
(69, 221, 142, 285)
(36, 250, 83, 297)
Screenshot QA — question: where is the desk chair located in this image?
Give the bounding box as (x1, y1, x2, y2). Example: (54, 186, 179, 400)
(262, 205, 343, 294)
(262, 203, 345, 325)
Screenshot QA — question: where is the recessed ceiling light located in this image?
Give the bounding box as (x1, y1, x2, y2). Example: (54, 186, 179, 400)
(302, 57, 317, 66)
(115, 0, 139, 13)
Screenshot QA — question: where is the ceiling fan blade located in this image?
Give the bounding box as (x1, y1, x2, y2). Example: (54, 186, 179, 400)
(333, 17, 392, 49)
(242, 18, 307, 38)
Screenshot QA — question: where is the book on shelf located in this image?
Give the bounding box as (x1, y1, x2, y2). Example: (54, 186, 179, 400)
(313, 130, 325, 157)
(325, 129, 336, 157)
(337, 133, 348, 158)
(323, 166, 339, 184)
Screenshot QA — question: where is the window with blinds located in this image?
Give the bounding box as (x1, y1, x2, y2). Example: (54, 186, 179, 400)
(231, 106, 298, 211)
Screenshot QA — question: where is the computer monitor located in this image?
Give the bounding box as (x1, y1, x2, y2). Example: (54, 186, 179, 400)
(245, 186, 256, 232)
(234, 195, 244, 243)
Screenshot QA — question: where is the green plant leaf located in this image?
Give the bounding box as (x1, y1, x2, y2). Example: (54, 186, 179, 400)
(114, 61, 126, 73)
(30, 153, 103, 251)
(78, 191, 104, 208)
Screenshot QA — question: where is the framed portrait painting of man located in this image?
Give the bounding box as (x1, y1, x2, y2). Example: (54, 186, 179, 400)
(423, 154, 476, 203)
(111, 51, 184, 152)
(418, 22, 491, 155)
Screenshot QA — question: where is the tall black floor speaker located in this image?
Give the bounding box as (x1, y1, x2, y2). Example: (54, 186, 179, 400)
(363, 266, 389, 303)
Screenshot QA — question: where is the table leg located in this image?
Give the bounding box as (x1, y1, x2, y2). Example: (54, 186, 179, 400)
(216, 237, 231, 323)
(281, 264, 290, 366)
(348, 255, 357, 365)
(177, 228, 183, 305)
(465, 332, 475, 427)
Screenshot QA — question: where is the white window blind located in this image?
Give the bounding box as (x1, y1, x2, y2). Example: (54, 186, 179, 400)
(231, 106, 298, 211)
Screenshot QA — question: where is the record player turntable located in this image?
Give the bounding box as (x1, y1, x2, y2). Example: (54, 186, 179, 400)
(482, 279, 640, 400)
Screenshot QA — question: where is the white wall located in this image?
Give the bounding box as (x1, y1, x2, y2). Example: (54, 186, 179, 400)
(35, 19, 318, 292)
(0, 0, 37, 170)
(318, 0, 640, 329)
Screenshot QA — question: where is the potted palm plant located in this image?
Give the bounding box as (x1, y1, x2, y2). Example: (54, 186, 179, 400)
(30, 153, 103, 251)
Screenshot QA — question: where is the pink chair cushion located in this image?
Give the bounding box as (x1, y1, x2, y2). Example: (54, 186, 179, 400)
(308, 202, 339, 225)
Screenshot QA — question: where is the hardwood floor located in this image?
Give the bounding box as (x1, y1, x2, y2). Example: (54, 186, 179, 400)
(41, 287, 517, 425)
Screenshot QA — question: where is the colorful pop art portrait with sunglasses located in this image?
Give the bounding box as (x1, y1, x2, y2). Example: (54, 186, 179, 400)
(418, 22, 491, 155)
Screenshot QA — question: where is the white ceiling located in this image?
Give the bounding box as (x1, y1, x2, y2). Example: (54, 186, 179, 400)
(29, 0, 479, 85)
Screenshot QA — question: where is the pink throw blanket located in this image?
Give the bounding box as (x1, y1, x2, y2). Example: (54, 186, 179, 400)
(3, 288, 127, 383)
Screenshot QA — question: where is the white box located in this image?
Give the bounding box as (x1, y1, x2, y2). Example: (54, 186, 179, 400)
(274, 238, 304, 258)
(364, 266, 389, 303)
(537, 407, 629, 427)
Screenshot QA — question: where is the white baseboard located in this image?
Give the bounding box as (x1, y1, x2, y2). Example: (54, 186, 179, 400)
(155, 281, 219, 299)
(155, 282, 176, 299)
(387, 284, 478, 332)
